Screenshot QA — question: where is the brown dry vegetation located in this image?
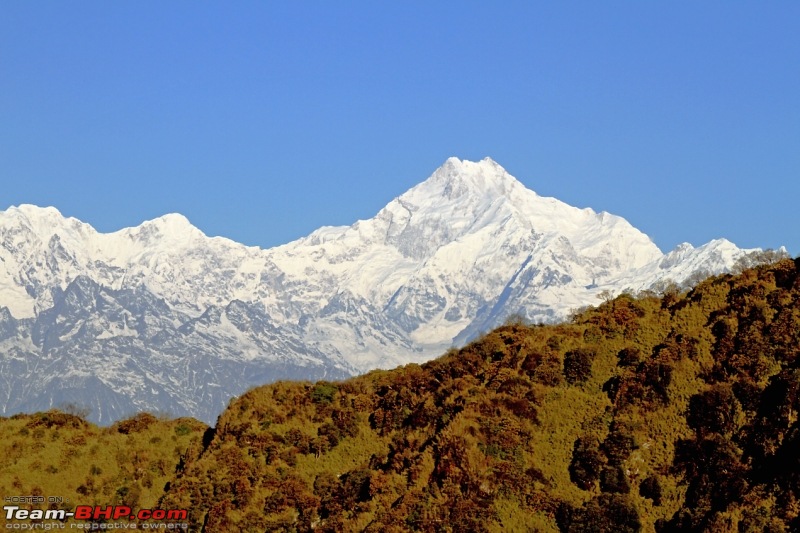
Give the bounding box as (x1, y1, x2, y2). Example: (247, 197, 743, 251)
(0, 411, 206, 526)
(3, 257, 800, 531)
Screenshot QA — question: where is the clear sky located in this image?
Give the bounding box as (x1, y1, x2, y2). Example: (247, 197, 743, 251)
(2, 3, 798, 255)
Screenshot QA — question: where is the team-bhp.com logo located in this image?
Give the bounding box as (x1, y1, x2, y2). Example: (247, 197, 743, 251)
(4, 505, 188, 529)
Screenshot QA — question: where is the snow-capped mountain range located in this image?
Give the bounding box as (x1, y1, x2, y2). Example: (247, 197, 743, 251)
(0, 158, 765, 423)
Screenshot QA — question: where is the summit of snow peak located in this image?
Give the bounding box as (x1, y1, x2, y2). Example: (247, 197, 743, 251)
(371, 158, 662, 269)
(2, 204, 80, 233)
(0, 206, 203, 247)
(120, 213, 207, 248)
(136, 213, 201, 235)
(413, 157, 527, 203)
(135, 213, 198, 233)
(8, 204, 65, 217)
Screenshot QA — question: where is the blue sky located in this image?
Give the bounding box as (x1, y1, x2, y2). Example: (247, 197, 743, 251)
(2, 3, 798, 254)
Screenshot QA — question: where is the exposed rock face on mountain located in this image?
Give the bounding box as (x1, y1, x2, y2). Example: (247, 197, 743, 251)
(0, 158, 763, 423)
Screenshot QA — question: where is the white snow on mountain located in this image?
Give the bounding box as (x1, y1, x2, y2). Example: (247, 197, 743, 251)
(0, 157, 771, 423)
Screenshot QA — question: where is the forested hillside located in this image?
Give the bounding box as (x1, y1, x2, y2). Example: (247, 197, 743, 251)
(3, 257, 800, 531)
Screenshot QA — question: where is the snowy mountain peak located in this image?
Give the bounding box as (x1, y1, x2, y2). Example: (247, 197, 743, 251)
(2, 204, 78, 236)
(362, 158, 532, 261)
(149, 212, 193, 226)
(0, 159, 773, 424)
(9, 204, 64, 217)
(133, 213, 203, 239)
(416, 157, 526, 203)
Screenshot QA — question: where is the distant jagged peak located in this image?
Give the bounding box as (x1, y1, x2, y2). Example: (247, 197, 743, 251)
(377, 156, 540, 237)
(673, 242, 695, 253)
(338, 156, 664, 269)
(137, 212, 200, 235)
(297, 157, 533, 253)
(1, 204, 95, 240)
(697, 238, 736, 250)
(392, 158, 650, 237)
(8, 203, 64, 218)
(659, 239, 744, 267)
(0, 205, 210, 252)
(3, 203, 68, 225)
(121, 212, 207, 246)
(666, 239, 747, 255)
(408, 156, 528, 204)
